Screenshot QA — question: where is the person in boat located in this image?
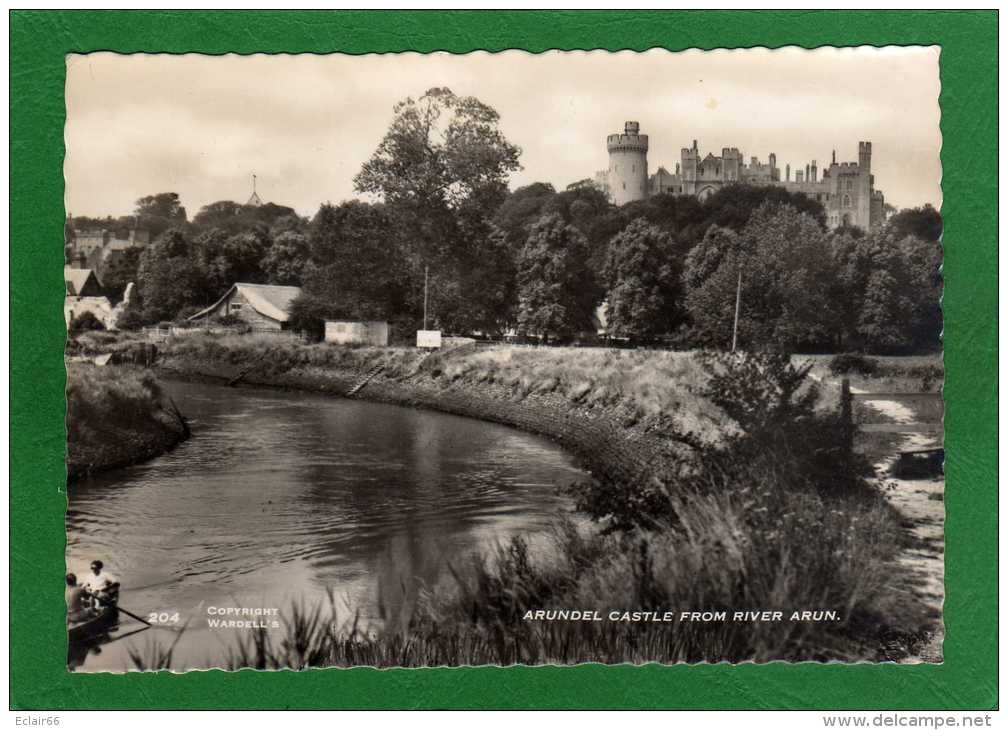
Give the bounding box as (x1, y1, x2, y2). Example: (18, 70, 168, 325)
(81, 560, 119, 607)
(65, 573, 90, 623)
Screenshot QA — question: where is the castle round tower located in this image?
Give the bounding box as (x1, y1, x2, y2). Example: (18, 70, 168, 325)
(606, 121, 649, 205)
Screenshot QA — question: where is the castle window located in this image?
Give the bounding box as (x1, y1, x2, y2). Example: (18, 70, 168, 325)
(843, 195, 851, 208)
(846, 180, 853, 191)
(622, 182, 626, 190)
(632, 164, 635, 172)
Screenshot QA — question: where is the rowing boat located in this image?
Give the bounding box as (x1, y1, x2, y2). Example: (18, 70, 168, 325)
(68, 604, 119, 642)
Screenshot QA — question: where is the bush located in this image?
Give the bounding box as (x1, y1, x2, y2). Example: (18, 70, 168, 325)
(115, 305, 145, 331)
(568, 350, 860, 532)
(829, 353, 879, 376)
(68, 311, 106, 335)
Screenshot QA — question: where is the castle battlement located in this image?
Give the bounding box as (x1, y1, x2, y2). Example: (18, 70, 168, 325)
(598, 124, 885, 231)
(607, 134, 649, 153)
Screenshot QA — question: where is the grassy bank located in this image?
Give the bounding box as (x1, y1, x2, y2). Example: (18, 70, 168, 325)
(66, 363, 189, 480)
(100, 333, 939, 666)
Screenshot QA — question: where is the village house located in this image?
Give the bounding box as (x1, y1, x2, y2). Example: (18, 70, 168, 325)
(64, 266, 114, 328)
(188, 282, 302, 331)
(67, 227, 150, 289)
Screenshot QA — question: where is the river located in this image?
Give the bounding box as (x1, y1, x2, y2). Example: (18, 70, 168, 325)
(66, 379, 589, 670)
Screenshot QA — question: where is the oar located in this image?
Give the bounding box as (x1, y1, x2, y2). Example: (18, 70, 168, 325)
(115, 605, 153, 627)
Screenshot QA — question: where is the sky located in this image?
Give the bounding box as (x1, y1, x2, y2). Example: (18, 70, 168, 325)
(65, 47, 941, 219)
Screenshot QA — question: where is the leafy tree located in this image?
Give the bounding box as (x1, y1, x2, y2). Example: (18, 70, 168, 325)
(98, 247, 142, 303)
(192, 227, 270, 294)
(262, 230, 311, 285)
(701, 183, 827, 230)
(193, 200, 300, 236)
(887, 204, 943, 243)
(492, 182, 557, 251)
(133, 228, 210, 324)
(302, 201, 407, 323)
(354, 88, 521, 330)
(134, 193, 187, 238)
(190, 228, 228, 295)
(219, 230, 271, 284)
(135, 192, 187, 221)
(682, 224, 740, 295)
(355, 87, 521, 223)
(603, 219, 682, 340)
(192, 200, 244, 230)
(684, 203, 839, 350)
(428, 222, 518, 336)
(832, 230, 941, 353)
(516, 214, 598, 341)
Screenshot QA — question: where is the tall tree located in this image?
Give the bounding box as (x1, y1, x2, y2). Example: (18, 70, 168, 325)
(354, 88, 521, 330)
(134, 192, 188, 238)
(684, 203, 839, 350)
(262, 230, 311, 286)
(887, 204, 943, 244)
(133, 228, 209, 324)
(303, 201, 406, 320)
(603, 219, 682, 341)
(516, 214, 598, 341)
(832, 230, 941, 353)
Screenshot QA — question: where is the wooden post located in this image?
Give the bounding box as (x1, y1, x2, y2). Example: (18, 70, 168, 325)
(423, 265, 429, 331)
(731, 269, 742, 353)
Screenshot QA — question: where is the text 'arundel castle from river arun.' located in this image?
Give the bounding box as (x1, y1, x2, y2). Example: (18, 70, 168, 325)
(595, 121, 886, 230)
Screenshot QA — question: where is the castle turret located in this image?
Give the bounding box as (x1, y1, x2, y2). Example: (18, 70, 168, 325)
(858, 141, 872, 173)
(786, 163, 791, 182)
(606, 121, 649, 206)
(811, 160, 817, 183)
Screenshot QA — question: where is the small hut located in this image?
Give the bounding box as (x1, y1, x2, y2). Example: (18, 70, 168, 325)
(325, 320, 389, 347)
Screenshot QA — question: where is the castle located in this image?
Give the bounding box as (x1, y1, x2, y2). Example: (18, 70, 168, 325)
(595, 121, 886, 230)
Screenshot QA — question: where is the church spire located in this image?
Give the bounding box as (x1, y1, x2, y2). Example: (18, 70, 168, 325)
(246, 173, 263, 207)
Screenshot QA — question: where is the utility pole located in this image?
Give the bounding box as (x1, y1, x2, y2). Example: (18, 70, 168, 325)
(731, 269, 742, 353)
(423, 265, 429, 331)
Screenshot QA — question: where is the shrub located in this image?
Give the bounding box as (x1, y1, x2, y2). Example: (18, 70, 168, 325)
(68, 311, 106, 335)
(568, 349, 861, 532)
(115, 305, 145, 331)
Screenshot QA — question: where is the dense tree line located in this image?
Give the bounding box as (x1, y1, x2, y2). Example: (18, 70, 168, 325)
(89, 87, 941, 354)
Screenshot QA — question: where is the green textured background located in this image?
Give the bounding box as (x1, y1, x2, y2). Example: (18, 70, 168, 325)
(9, 10, 997, 710)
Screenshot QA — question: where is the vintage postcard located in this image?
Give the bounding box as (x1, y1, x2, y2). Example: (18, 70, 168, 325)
(61, 46, 944, 673)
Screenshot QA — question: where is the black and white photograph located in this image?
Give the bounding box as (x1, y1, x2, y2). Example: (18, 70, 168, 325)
(63, 47, 944, 671)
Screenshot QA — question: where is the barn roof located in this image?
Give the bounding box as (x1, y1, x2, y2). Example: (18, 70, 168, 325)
(189, 283, 302, 323)
(64, 266, 97, 296)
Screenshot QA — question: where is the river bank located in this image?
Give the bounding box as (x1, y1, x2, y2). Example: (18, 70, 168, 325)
(154, 335, 729, 490)
(74, 333, 938, 665)
(66, 363, 190, 481)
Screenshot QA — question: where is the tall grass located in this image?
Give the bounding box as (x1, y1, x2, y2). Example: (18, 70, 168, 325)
(125, 351, 929, 669)
(66, 363, 188, 478)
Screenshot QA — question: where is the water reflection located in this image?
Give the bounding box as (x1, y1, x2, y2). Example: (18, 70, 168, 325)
(66, 379, 586, 670)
